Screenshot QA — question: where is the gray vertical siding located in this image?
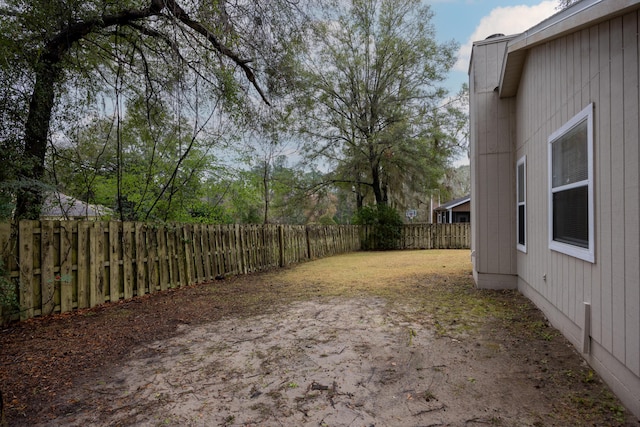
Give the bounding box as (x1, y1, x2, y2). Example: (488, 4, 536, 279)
(515, 10, 640, 379)
(471, 5, 640, 417)
(470, 38, 518, 288)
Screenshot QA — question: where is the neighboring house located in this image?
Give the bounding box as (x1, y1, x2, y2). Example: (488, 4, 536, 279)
(41, 192, 112, 220)
(469, 0, 640, 417)
(433, 195, 470, 224)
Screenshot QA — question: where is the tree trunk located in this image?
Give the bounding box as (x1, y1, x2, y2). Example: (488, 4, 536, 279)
(11, 0, 266, 220)
(263, 162, 270, 224)
(14, 60, 61, 220)
(371, 164, 384, 206)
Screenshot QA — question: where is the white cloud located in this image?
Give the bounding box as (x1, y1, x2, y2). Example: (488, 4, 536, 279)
(454, 1, 557, 71)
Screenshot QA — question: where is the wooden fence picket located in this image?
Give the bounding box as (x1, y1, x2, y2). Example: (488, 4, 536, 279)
(18, 221, 34, 320)
(168, 227, 177, 288)
(134, 223, 146, 296)
(59, 221, 73, 313)
(158, 226, 169, 289)
(202, 225, 212, 281)
(122, 222, 134, 299)
(0, 221, 468, 321)
(77, 222, 90, 308)
(89, 222, 105, 307)
(40, 221, 55, 316)
(108, 221, 120, 303)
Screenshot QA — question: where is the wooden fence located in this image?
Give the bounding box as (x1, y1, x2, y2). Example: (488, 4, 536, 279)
(0, 221, 469, 322)
(0, 221, 361, 321)
(359, 223, 470, 250)
(399, 223, 470, 249)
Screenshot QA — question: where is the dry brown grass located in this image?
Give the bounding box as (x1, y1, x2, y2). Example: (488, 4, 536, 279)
(262, 249, 471, 299)
(276, 249, 471, 288)
(258, 250, 499, 336)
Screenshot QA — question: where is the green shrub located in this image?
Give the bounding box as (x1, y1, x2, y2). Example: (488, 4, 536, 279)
(353, 205, 403, 250)
(318, 214, 337, 225)
(0, 259, 17, 325)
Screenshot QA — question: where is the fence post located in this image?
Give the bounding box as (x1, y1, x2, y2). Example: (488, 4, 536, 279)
(157, 225, 169, 289)
(18, 221, 34, 320)
(122, 222, 134, 299)
(90, 222, 105, 307)
(134, 223, 146, 297)
(278, 225, 285, 267)
(238, 224, 247, 275)
(40, 221, 55, 316)
(306, 226, 312, 260)
(108, 221, 120, 303)
(59, 221, 74, 313)
(182, 224, 193, 285)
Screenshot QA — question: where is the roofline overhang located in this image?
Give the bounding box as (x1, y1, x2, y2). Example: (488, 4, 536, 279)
(499, 0, 640, 98)
(434, 196, 471, 211)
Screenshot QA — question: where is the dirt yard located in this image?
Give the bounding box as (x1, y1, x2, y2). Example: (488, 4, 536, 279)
(1, 250, 639, 426)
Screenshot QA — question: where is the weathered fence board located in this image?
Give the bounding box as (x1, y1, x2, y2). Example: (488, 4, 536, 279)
(40, 221, 55, 316)
(77, 222, 90, 309)
(134, 223, 145, 297)
(18, 221, 34, 320)
(89, 223, 101, 307)
(122, 222, 134, 300)
(108, 221, 119, 303)
(59, 221, 73, 313)
(0, 221, 468, 322)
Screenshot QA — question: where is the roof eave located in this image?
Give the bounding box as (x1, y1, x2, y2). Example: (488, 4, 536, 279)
(499, 0, 640, 98)
(435, 196, 471, 211)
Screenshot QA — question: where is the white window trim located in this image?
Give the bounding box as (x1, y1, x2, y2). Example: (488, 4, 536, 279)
(517, 155, 527, 253)
(547, 103, 595, 263)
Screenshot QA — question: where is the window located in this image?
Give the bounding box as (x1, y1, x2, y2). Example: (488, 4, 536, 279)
(548, 103, 594, 262)
(517, 156, 526, 253)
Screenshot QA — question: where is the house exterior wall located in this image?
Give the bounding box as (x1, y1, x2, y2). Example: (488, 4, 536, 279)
(470, 4, 640, 417)
(451, 201, 470, 213)
(469, 37, 518, 289)
(434, 201, 471, 223)
(514, 9, 640, 416)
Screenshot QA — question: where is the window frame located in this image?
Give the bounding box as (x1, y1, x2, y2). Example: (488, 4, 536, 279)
(547, 103, 595, 263)
(517, 155, 527, 253)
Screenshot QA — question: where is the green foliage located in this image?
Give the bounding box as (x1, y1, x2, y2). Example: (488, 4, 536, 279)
(318, 214, 337, 225)
(0, 259, 17, 325)
(49, 97, 219, 222)
(353, 205, 403, 250)
(0, 0, 308, 220)
(187, 202, 233, 224)
(298, 0, 465, 209)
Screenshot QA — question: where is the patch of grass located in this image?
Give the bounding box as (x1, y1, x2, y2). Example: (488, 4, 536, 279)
(583, 370, 596, 384)
(282, 250, 506, 336)
(559, 389, 629, 425)
(407, 327, 417, 345)
(201, 250, 536, 342)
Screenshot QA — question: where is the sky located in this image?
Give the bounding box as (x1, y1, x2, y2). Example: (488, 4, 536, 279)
(429, 0, 559, 93)
(427, 0, 559, 165)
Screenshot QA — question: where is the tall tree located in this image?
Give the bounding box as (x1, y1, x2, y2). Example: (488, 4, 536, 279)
(0, 0, 306, 220)
(234, 102, 300, 224)
(298, 0, 464, 208)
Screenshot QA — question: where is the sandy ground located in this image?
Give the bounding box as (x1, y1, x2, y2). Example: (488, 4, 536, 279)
(3, 250, 638, 427)
(35, 297, 619, 427)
